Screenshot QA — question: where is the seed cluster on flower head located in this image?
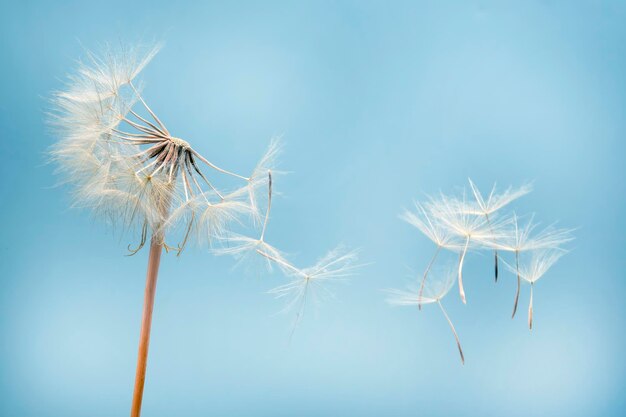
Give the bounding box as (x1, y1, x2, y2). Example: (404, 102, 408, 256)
(387, 179, 574, 364)
(51, 43, 360, 332)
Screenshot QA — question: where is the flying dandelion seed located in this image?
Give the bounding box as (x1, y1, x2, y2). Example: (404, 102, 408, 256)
(50, 42, 358, 417)
(400, 202, 461, 310)
(214, 170, 291, 271)
(262, 246, 361, 338)
(502, 249, 565, 330)
(479, 213, 573, 318)
(387, 266, 464, 364)
(466, 178, 532, 282)
(427, 192, 509, 304)
(390, 181, 573, 363)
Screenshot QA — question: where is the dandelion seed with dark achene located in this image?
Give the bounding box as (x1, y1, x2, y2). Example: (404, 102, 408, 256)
(50, 42, 357, 417)
(479, 213, 573, 318)
(466, 178, 531, 283)
(400, 201, 461, 309)
(427, 192, 508, 304)
(502, 249, 565, 329)
(387, 266, 464, 365)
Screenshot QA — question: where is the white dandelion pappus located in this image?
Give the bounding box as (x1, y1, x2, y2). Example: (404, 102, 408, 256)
(400, 201, 462, 310)
(52, 43, 274, 253)
(466, 178, 532, 282)
(502, 249, 566, 330)
(213, 170, 290, 271)
(427, 192, 510, 304)
(262, 246, 360, 335)
(478, 213, 574, 318)
(49, 43, 292, 417)
(386, 265, 465, 364)
(391, 180, 573, 364)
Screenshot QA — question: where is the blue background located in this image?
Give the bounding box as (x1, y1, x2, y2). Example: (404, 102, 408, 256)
(1, 1, 625, 416)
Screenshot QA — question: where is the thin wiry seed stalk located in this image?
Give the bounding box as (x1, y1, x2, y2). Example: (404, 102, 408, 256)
(437, 300, 464, 365)
(191, 149, 249, 181)
(186, 152, 224, 200)
(168, 148, 182, 182)
(180, 166, 191, 201)
(110, 132, 163, 143)
(150, 144, 175, 177)
(146, 152, 170, 178)
(130, 81, 170, 135)
(484, 212, 499, 282)
(289, 278, 310, 343)
(128, 107, 167, 137)
(528, 282, 534, 330)
(111, 128, 161, 139)
(418, 245, 441, 311)
(135, 155, 162, 176)
(128, 143, 166, 161)
(122, 117, 162, 137)
(127, 220, 148, 256)
(512, 250, 521, 318)
(458, 235, 470, 304)
(256, 249, 301, 275)
(176, 212, 195, 257)
(187, 165, 211, 203)
(260, 171, 272, 242)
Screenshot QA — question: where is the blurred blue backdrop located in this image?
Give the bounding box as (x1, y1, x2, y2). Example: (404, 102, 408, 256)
(1, 1, 625, 416)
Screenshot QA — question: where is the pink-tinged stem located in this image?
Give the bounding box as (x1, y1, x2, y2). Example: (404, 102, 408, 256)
(458, 236, 470, 304)
(512, 250, 521, 318)
(437, 300, 464, 365)
(130, 235, 163, 417)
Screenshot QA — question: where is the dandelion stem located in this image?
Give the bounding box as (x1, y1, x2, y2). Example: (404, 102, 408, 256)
(130, 235, 163, 417)
(458, 236, 470, 304)
(512, 250, 521, 318)
(418, 245, 441, 310)
(437, 300, 464, 365)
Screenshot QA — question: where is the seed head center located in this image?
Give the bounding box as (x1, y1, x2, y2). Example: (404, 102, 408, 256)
(170, 137, 190, 149)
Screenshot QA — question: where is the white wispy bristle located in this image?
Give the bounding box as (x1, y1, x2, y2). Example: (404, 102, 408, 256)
(51, 42, 360, 332)
(389, 179, 573, 362)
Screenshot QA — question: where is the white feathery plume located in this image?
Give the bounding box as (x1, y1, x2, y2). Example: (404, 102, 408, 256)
(466, 178, 532, 282)
(386, 265, 464, 364)
(263, 246, 360, 337)
(392, 181, 573, 363)
(51, 43, 285, 253)
(50, 43, 352, 417)
(400, 202, 462, 310)
(479, 213, 574, 318)
(502, 249, 565, 330)
(427, 192, 510, 304)
(214, 171, 289, 270)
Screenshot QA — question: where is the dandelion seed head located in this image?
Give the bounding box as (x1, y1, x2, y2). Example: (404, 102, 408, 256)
(51, 43, 279, 252)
